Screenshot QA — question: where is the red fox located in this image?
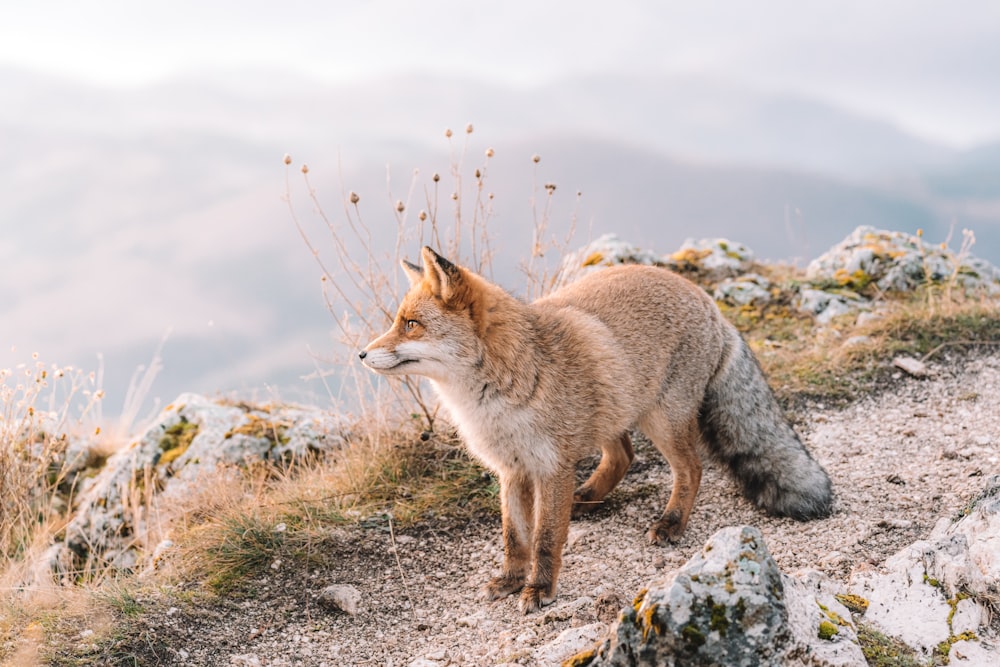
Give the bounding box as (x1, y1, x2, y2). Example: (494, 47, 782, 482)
(360, 247, 833, 613)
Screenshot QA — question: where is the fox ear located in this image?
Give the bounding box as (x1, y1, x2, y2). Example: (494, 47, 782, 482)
(421, 246, 463, 302)
(400, 259, 423, 287)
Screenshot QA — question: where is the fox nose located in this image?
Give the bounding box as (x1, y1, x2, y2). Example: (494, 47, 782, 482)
(358, 350, 367, 360)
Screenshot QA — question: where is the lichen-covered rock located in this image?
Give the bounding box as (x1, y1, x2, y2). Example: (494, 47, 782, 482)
(555, 234, 663, 287)
(532, 622, 607, 665)
(664, 238, 756, 275)
(795, 288, 869, 324)
(714, 273, 772, 307)
(848, 475, 1000, 660)
(806, 225, 1000, 294)
(38, 394, 346, 579)
(580, 526, 864, 667)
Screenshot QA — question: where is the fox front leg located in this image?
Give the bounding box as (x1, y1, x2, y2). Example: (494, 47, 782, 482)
(519, 472, 575, 614)
(480, 473, 533, 602)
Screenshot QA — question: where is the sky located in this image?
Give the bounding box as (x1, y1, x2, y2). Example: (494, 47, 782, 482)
(3, 1, 1000, 421)
(3, 0, 999, 148)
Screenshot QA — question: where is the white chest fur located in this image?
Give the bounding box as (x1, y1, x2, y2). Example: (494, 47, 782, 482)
(431, 380, 559, 479)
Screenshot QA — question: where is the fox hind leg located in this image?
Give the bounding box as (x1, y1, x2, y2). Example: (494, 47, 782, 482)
(572, 433, 634, 517)
(641, 411, 703, 545)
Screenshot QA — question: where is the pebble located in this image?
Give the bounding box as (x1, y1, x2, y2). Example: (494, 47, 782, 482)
(317, 584, 361, 615)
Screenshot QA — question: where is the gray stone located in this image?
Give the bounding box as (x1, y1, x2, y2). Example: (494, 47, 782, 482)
(713, 273, 772, 307)
(318, 584, 362, 615)
(583, 526, 864, 666)
(795, 288, 868, 324)
(531, 622, 607, 665)
(555, 234, 663, 287)
(665, 237, 755, 274)
(892, 356, 929, 378)
(806, 225, 1000, 295)
(37, 393, 346, 580)
(848, 475, 1000, 659)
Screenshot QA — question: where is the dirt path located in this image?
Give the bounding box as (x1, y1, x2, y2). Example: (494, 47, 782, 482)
(93, 352, 1000, 666)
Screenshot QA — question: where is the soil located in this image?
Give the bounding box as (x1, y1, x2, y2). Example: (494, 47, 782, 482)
(53, 351, 1000, 666)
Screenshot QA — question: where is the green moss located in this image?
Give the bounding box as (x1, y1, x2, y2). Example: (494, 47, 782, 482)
(709, 600, 729, 636)
(680, 624, 706, 651)
(818, 620, 839, 640)
(224, 414, 291, 447)
(158, 419, 199, 466)
(818, 602, 849, 627)
(857, 623, 927, 666)
(733, 597, 747, 623)
(936, 632, 978, 665)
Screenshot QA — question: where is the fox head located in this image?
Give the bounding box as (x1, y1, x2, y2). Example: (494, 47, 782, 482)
(359, 247, 486, 382)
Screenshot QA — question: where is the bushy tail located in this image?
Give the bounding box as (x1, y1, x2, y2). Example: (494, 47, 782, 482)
(698, 333, 833, 520)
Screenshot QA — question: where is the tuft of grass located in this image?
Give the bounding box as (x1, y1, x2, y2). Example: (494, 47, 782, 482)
(197, 513, 286, 593)
(856, 623, 930, 667)
(1, 358, 104, 565)
(740, 296, 1000, 406)
(174, 424, 498, 593)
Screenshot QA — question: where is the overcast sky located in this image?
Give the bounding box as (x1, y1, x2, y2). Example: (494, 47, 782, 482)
(4, 1, 999, 148)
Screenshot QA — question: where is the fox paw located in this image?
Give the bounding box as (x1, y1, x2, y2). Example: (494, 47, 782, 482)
(647, 509, 687, 545)
(571, 488, 602, 518)
(518, 584, 555, 614)
(479, 574, 525, 602)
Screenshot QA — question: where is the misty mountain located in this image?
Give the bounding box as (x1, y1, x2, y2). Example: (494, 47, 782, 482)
(922, 141, 1000, 200)
(3, 67, 997, 417)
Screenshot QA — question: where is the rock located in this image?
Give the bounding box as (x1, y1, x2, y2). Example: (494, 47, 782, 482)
(531, 622, 606, 665)
(580, 526, 865, 666)
(806, 225, 1000, 295)
(855, 310, 884, 327)
(949, 637, 996, 664)
(665, 238, 755, 274)
(842, 335, 872, 348)
(537, 596, 593, 624)
(713, 273, 772, 307)
(892, 356, 928, 378)
(594, 592, 626, 625)
(794, 288, 868, 324)
(318, 584, 362, 615)
(555, 234, 664, 287)
(38, 394, 347, 580)
(407, 659, 444, 667)
(848, 475, 1000, 660)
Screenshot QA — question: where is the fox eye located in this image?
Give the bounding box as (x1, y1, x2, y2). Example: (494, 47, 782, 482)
(404, 319, 420, 332)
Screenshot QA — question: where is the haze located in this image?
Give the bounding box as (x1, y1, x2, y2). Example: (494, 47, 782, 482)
(3, 1, 999, 419)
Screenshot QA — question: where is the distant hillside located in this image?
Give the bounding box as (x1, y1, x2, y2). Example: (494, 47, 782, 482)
(3, 67, 998, 417)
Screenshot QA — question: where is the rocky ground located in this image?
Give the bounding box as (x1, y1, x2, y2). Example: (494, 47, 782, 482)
(63, 350, 999, 666)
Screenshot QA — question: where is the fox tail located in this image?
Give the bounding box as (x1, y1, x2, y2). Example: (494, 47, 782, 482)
(699, 333, 834, 520)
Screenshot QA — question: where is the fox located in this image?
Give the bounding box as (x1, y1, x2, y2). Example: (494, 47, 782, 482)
(360, 247, 833, 613)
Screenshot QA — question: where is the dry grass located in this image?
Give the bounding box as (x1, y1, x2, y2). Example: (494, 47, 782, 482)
(747, 295, 1000, 406)
(172, 422, 496, 594)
